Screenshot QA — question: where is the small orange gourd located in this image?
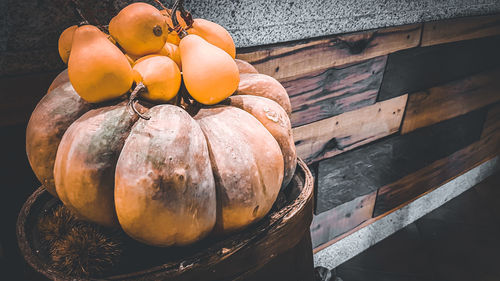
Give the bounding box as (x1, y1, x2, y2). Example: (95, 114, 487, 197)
(132, 56, 181, 103)
(180, 34, 239, 105)
(109, 3, 168, 56)
(187, 19, 236, 59)
(161, 4, 236, 59)
(172, 4, 238, 105)
(134, 43, 182, 70)
(157, 42, 182, 69)
(58, 25, 77, 64)
(68, 25, 133, 103)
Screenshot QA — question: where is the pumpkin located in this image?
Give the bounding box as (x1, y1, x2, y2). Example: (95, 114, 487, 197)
(27, 59, 295, 246)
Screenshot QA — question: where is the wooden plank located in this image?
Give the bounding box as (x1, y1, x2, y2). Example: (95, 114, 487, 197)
(378, 35, 500, 101)
(293, 94, 407, 164)
(481, 103, 500, 139)
(315, 109, 486, 214)
(311, 191, 376, 248)
(0, 71, 60, 126)
(283, 56, 387, 127)
(421, 14, 500, 47)
(373, 128, 500, 216)
(236, 24, 421, 81)
(401, 68, 500, 134)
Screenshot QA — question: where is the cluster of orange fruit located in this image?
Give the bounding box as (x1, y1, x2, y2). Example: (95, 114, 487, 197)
(58, 1, 239, 108)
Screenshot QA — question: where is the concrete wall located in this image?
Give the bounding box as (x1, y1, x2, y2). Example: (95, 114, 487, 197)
(1, 0, 500, 75)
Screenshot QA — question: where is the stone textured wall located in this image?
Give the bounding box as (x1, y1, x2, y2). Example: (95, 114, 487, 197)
(1, 0, 500, 76)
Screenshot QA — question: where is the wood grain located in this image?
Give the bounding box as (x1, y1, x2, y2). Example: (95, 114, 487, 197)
(373, 127, 500, 216)
(315, 109, 486, 214)
(311, 191, 377, 248)
(401, 68, 500, 134)
(283, 56, 387, 127)
(378, 35, 500, 101)
(0, 71, 60, 126)
(237, 24, 421, 81)
(422, 14, 500, 47)
(293, 95, 407, 164)
(481, 103, 500, 139)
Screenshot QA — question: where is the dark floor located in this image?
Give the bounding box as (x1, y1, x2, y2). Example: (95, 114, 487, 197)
(336, 172, 500, 281)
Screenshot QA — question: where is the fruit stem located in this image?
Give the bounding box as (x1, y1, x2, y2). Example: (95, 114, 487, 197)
(128, 83, 151, 120)
(153, 0, 169, 12)
(70, 0, 89, 25)
(70, 0, 102, 28)
(172, 0, 188, 38)
(177, 0, 194, 28)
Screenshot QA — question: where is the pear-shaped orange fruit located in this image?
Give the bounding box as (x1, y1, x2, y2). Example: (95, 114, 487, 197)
(133, 56, 181, 103)
(109, 3, 168, 56)
(187, 19, 236, 59)
(180, 35, 239, 105)
(58, 25, 77, 64)
(157, 42, 182, 69)
(133, 54, 161, 66)
(68, 25, 133, 103)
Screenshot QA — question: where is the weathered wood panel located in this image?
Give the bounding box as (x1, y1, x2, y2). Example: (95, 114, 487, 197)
(316, 109, 486, 214)
(293, 95, 407, 164)
(311, 191, 377, 248)
(378, 35, 500, 101)
(237, 24, 421, 81)
(421, 14, 500, 47)
(401, 68, 500, 134)
(373, 128, 500, 216)
(481, 103, 500, 139)
(283, 56, 387, 127)
(0, 71, 60, 126)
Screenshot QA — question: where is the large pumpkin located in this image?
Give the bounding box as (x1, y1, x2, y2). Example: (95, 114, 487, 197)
(26, 60, 297, 247)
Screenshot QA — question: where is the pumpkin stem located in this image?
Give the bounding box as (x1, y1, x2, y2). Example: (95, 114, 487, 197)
(128, 83, 151, 120)
(172, 0, 188, 38)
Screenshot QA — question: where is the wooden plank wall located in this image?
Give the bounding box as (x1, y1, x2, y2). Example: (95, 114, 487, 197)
(233, 13, 500, 249)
